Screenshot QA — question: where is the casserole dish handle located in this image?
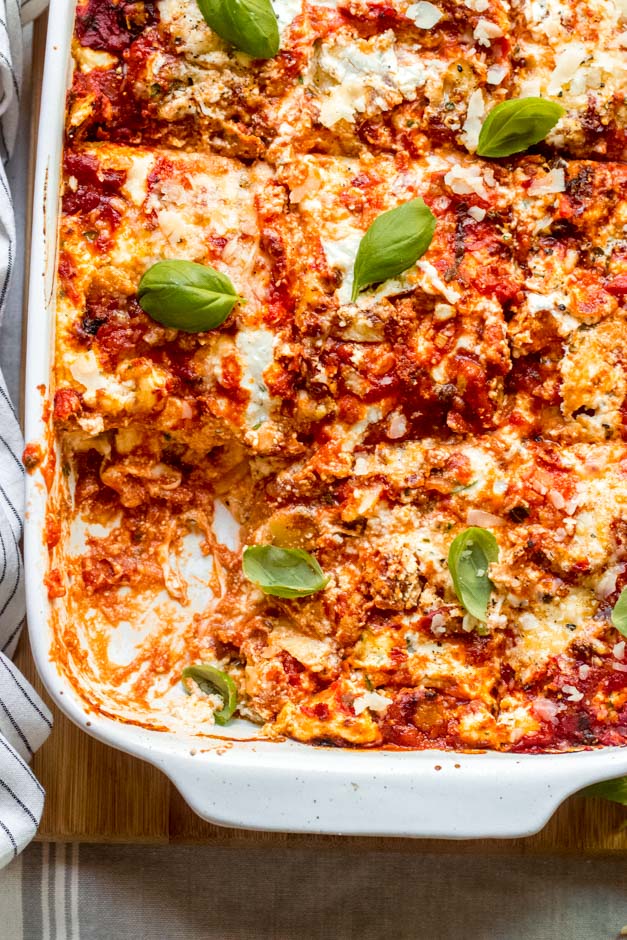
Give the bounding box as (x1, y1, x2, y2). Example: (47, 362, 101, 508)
(159, 750, 600, 838)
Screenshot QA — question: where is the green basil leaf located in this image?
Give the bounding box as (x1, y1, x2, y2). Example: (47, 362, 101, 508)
(476, 97, 565, 158)
(447, 526, 499, 622)
(138, 260, 240, 333)
(197, 0, 279, 58)
(351, 197, 436, 302)
(182, 664, 238, 725)
(242, 545, 328, 598)
(581, 776, 627, 806)
(611, 587, 627, 638)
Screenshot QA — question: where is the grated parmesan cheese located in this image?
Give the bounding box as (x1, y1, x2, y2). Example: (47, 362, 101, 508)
(547, 43, 588, 95)
(406, 1, 442, 28)
(444, 163, 490, 200)
(468, 206, 486, 221)
(528, 168, 565, 196)
(487, 64, 508, 85)
(473, 18, 503, 46)
(461, 90, 486, 151)
(562, 684, 584, 702)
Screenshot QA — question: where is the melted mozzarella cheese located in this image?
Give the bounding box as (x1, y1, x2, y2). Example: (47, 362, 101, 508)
(352, 690, 393, 714)
(270, 623, 336, 672)
(321, 228, 362, 303)
(68, 351, 134, 407)
(68, 351, 169, 415)
(73, 46, 117, 73)
(417, 261, 461, 304)
(235, 327, 276, 428)
(272, 0, 302, 32)
(122, 154, 155, 207)
(506, 590, 597, 683)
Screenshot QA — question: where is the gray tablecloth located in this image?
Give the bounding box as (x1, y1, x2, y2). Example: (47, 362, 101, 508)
(0, 842, 625, 939)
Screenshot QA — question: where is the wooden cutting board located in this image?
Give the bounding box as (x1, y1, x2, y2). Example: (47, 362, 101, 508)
(17, 16, 627, 852)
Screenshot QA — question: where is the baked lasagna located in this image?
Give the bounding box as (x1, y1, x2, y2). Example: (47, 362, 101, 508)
(43, 0, 627, 750)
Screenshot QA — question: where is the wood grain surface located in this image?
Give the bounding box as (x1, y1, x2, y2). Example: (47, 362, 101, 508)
(18, 15, 627, 852)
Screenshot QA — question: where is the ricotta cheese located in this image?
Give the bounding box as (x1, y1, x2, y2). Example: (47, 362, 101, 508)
(316, 31, 431, 128)
(417, 260, 461, 304)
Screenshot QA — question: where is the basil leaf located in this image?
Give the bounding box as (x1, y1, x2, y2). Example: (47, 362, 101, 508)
(447, 526, 499, 622)
(351, 197, 436, 302)
(581, 776, 627, 806)
(242, 545, 328, 598)
(476, 97, 565, 158)
(138, 260, 240, 333)
(197, 0, 279, 58)
(611, 587, 627, 638)
(182, 664, 238, 725)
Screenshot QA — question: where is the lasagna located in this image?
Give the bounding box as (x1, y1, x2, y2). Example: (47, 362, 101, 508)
(43, 0, 627, 750)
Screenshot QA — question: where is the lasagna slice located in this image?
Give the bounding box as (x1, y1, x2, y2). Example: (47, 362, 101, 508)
(55, 143, 303, 456)
(67, 0, 627, 160)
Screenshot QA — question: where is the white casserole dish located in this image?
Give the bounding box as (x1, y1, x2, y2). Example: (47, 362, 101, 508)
(23, 0, 627, 839)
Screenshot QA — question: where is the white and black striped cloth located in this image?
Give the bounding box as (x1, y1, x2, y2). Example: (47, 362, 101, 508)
(0, 0, 51, 870)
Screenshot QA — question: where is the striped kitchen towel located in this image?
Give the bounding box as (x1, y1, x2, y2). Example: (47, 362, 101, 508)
(0, 0, 51, 870)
